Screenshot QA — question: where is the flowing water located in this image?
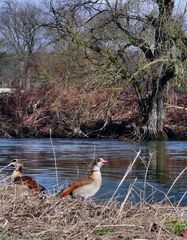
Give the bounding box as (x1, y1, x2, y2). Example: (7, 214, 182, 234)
(0, 138, 187, 204)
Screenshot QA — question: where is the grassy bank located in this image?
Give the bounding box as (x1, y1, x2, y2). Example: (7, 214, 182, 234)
(0, 183, 186, 240)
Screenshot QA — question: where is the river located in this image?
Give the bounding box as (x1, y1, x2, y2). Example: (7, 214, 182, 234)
(0, 138, 187, 205)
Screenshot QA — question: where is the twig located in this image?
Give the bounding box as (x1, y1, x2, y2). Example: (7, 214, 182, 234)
(118, 177, 137, 216)
(166, 103, 187, 111)
(106, 149, 141, 206)
(95, 224, 144, 229)
(0, 175, 11, 183)
(177, 191, 187, 207)
(0, 163, 12, 172)
(154, 221, 171, 234)
(145, 182, 180, 215)
(167, 167, 187, 196)
(143, 154, 152, 201)
(49, 129, 59, 189)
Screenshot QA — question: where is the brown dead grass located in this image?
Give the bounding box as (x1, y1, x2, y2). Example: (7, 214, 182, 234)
(0, 184, 184, 240)
(0, 85, 186, 139)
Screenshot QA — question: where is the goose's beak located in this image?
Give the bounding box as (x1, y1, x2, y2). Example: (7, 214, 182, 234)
(9, 162, 15, 166)
(99, 158, 108, 164)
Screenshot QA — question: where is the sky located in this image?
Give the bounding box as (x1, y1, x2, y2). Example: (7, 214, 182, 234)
(175, 0, 187, 12)
(26, 0, 187, 14)
(0, 0, 187, 15)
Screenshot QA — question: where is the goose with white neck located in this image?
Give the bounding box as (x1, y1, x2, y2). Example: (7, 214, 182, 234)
(58, 158, 107, 199)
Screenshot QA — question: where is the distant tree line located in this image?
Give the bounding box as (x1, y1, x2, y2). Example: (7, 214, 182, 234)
(0, 0, 186, 140)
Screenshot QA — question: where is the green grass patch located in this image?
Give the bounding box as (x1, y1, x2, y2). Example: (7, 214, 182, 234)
(167, 220, 187, 235)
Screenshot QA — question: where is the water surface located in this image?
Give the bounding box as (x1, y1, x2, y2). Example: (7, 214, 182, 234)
(0, 139, 187, 204)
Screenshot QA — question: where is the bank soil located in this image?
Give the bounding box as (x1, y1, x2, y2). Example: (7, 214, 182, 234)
(0, 184, 186, 240)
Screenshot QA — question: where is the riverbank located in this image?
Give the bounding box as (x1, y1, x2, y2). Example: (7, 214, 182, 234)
(0, 184, 186, 240)
(0, 86, 186, 140)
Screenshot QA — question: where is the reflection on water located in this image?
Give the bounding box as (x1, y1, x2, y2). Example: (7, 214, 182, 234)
(0, 139, 187, 204)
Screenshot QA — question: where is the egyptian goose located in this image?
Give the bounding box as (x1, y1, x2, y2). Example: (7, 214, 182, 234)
(57, 158, 107, 199)
(10, 159, 45, 192)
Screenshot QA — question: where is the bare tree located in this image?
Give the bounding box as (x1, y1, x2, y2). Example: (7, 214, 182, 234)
(45, 0, 187, 140)
(0, 0, 43, 89)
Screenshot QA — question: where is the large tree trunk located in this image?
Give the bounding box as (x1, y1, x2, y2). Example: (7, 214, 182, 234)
(140, 66, 175, 140)
(19, 57, 32, 90)
(139, 0, 175, 140)
(142, 90, 167, 140)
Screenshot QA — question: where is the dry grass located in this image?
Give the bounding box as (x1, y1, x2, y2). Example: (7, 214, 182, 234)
(0, 183, 185, 240)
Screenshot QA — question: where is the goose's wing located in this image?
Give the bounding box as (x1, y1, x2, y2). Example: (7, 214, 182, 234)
(58, 176, 93, 198)
(14, 176, 45, 192)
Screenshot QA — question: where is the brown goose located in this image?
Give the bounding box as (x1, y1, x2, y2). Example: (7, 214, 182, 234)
(57, 158, 107, 199)
(10, 159, 45, 192)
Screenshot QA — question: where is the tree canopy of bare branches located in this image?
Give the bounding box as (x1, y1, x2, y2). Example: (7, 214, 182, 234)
(44, 0, 187, 139)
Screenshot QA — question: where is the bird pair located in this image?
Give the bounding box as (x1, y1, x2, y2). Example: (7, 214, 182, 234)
(10, 158, 108, 199)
